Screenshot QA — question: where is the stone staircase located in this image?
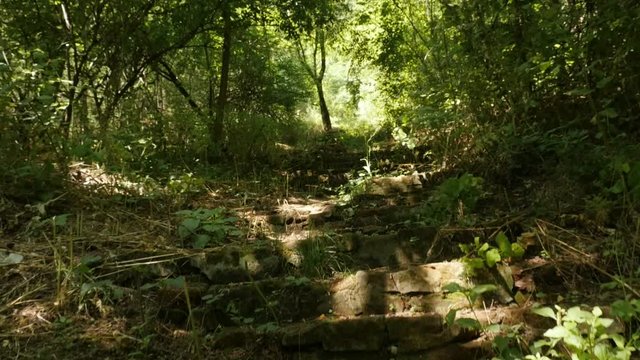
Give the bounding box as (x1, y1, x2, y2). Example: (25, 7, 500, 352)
(171, 167, 516, 359)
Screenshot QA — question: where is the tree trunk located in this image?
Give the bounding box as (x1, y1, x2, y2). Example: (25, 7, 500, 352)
(316, 28, 331, 131)
(316, 81, 332, 131)
(211, 2, 231, 149)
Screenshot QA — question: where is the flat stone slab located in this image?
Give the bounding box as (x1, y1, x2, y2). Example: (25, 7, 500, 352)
(330, 262, 471, 316)
(190, 245, 283, 284)
(280, 314, 472, 352)
(366, 174, 423, 195)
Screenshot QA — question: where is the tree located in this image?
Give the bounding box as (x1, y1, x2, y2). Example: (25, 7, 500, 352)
(0, 0, 219, 166)
(212, 0, 232, 149)
(276, 0, 347, 132)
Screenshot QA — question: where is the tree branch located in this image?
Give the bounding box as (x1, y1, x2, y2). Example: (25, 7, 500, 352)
(156, 59, 203, 116)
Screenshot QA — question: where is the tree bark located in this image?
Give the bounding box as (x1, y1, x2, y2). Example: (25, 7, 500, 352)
(316, 28, 331, 131)
(211, 2, 232, 149)
(316, 81, 331, 131)
(157, 59, 203, 115)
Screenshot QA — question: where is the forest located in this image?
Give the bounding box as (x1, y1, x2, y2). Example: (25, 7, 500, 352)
(1, 0, 640, 359)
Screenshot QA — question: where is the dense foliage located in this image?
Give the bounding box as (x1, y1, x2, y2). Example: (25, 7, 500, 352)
(2, 1, 640, 359)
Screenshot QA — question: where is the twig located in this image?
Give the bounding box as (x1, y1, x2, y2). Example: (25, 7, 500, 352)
(536, 219, 640, 298)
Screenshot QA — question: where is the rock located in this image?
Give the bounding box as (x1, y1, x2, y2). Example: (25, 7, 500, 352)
(240, 254, 281, 275)
(281, 314, 479, 354)
(386, 315, 453, 352)
(366, 175, 423, 195)
(322, 316, 386, 351)
(386, 314, 442, 337)
(330, 263, 471, 316)
(191, 245, 283, 283)
(211, 326, 257, 348)
(281, 321, 325, 347)
(202, 278, 331, 324)
(388, 263, 469, 294)
(420, 340, 488, 360)
(353, 229, 439, 268)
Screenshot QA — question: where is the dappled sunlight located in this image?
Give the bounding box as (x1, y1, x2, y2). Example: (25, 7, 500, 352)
(68, 162, 160, 196)
(2, 0, 640, 357)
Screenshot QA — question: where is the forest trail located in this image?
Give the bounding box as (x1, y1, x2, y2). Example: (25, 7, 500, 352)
(135, 141, 553, 359)
(0, 139, 612, 360)
(3, 0, 639, 358)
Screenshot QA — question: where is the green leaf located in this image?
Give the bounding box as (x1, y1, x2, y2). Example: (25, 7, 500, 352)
(193, 234, 212, 248)
(544, 325, 571, 339)
(592, 306, 603, 317)
(596, 77, 612, 89)
(228, 229, 243, 237)
(485, 248, 501, 267)
(596, 317, 614, 329)
(140, 282, 158, 290)
(562, 333, 583, 349)
(511, 243, 525, 259)
(493, 335, 511, 355)
(566, 88, 594, 96)
(80, 255, 102, 267)
(80, 282, 95, 297)
(609, 180, 625, 194)
(485, 324, 502, 333)
(201, 224, 223, 233)
(496, 263, 513, 290)
(177, 226, 191, 239)
(53, 214, 71, 226)
(445, 309, 457, 326)
(599, 108, 618, 119)
(112, 286, 124, 299)
(455, 318, 481, 330)
(532, 306, 557, 320)
(465, 257, 486, 270)
(611, 299, 636, 321)
(565, 306, 593, 323)
(161, 276, 186, 289)
(514, 291, 528, 306)
(443, 282, 465, 293)
(495, 232, 511, 256)
(617, 162, 631, 173)
(471, 284, 497, 297)
(609, 333, 626, 348)
(180, 218, 200, 232)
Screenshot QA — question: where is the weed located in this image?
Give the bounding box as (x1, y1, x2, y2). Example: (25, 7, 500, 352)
(297, 233, 350, 278)
(41, 213, 75, 307)
(459, 232, 526, 274)
(175, 208, 243, 248)
(166, 173, 205, 194)
(79, 280, 124, 316)
(416, 173, 484, 226)
(285, 275, 312, 287)
(443, 282, 501, 335)
(528, 305, 637, 359)
(335, 157, 376, 205)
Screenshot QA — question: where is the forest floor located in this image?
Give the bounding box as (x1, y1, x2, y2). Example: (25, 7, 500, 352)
(0, 134, 635, 359)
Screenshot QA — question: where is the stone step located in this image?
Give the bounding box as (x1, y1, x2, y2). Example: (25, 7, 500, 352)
(210, 312, 496, 358)
(330, 263, 472, 316)
(163, 262, 482, 330)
